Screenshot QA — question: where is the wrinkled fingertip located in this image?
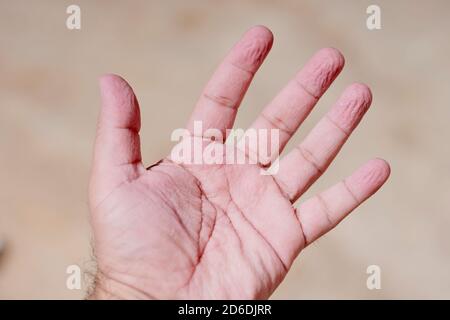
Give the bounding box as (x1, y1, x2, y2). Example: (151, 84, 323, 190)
(316, 47, 345, 69)
(371, 157, 391, 180)
(355, 158, 391, 190)
(99, 73, 127, 89)
(246, 25, 274, 42)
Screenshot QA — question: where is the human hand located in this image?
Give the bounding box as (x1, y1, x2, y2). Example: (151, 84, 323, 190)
(88, 26, 390, 299)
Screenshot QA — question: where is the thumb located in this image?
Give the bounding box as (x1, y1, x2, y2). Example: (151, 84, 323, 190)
(90, 74, 144, 207)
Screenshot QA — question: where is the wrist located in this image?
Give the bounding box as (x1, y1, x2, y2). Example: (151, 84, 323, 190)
(88, 272, 155, 300)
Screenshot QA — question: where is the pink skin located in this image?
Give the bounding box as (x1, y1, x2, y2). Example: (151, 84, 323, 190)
(89, 26, 390, 299)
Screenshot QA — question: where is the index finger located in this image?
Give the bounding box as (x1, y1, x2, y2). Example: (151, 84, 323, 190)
(186, 26, 273, 140)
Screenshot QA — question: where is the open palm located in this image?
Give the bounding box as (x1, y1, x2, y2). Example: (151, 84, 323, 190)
(88, 26, 390, 299)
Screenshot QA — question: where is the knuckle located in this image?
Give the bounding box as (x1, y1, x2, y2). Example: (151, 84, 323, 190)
(202, 92, 235, 109)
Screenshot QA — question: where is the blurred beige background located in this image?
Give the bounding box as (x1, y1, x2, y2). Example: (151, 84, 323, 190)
(0, 0, 449, 299)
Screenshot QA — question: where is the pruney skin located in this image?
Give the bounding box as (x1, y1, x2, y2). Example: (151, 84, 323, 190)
(88, 26, 390, 299)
